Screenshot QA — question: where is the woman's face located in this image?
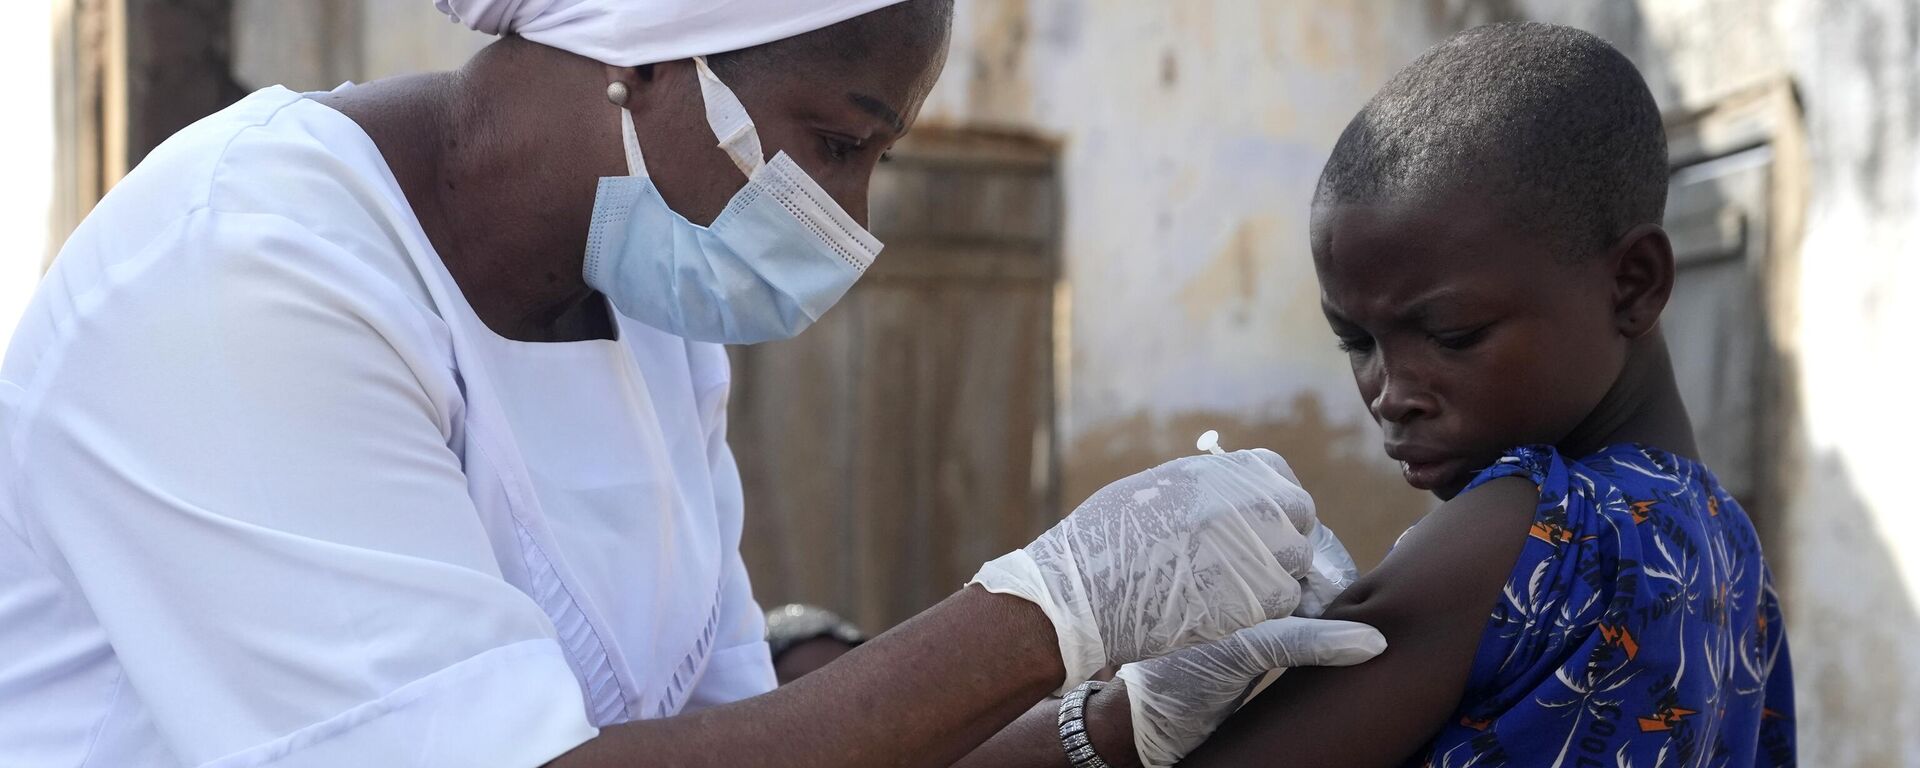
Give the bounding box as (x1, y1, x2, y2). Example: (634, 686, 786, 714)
(1311, 197, 1628, 500)
(627, 37, 949, 229)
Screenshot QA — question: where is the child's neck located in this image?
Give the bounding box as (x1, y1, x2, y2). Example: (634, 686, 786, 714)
(1557, 332, 1701, 461)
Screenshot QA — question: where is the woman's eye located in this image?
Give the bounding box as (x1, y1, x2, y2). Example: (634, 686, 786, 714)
(822, 136, 860, 161)
(1336, 335, 1375, 354)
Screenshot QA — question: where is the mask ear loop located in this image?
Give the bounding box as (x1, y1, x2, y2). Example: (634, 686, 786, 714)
(619, 107, 649, 179)
(693, 56, 765, 179)
(607, 80, 649, 179)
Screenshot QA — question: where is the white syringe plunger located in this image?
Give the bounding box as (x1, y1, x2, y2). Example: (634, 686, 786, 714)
(1195, 429, 1226, 456)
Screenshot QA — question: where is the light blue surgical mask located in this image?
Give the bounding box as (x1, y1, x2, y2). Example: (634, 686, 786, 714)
(584, 56, 883, 344)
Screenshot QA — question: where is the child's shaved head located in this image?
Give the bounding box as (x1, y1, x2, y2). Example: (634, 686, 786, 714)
(1312, 23, 1683, 500)
(1314, 22, 1667, 256)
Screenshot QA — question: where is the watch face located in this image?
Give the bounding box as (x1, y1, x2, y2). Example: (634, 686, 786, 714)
(765, 603, 865, 657)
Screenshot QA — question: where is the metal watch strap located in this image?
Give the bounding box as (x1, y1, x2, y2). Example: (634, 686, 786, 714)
(1057, 679, 1113, 768)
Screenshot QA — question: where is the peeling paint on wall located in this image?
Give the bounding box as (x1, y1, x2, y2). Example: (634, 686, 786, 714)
(921, 3, 1440, 510)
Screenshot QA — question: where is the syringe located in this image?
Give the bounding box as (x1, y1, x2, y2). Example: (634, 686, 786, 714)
(1195, 429, 1227, 456)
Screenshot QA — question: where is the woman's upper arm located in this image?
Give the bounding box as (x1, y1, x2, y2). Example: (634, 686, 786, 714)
(1179, 477, 1539, 767)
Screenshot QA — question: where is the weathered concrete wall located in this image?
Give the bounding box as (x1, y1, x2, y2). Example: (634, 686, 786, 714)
(231, 0, 483, 91)
(1773, 0, 1920, 754)
(916, 1, 1446, 568)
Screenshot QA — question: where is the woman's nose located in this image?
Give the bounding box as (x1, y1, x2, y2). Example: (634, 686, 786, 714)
(837, 178, 871, 228)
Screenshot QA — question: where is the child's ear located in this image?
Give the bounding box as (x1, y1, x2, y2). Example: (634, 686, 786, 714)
(1607, 223, 1675, 339)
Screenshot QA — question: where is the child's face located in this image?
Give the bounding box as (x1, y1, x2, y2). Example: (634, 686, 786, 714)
(1313, 197, 1627, 500)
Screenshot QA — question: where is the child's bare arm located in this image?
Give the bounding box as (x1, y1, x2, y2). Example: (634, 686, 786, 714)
(1179, 477, 1538, 767)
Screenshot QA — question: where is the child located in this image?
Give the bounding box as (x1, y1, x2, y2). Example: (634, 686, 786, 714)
(1182, 22, 1795, 767)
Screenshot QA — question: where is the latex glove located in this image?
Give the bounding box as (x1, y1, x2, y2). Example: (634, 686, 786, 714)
(1230, 456, 1359, 618)
(971, 449, 1317, 692)
(1116, 616, 1387, 768)
(1296, 522, 1362, 618)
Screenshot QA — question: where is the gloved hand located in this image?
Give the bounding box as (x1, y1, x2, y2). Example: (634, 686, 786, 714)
(1232, 455, 1359, 618)
(1116, 616, 1386, 768)
(1296, 521, 1362, 617)
(971, 449, 1318, 692)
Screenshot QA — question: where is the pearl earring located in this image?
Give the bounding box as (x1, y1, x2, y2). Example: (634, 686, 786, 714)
(606, 82, 630, 106)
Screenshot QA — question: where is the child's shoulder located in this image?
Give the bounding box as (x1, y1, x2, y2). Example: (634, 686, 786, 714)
(1346, 444, 1716, 635)
(1461, 443, 1723, 517)
(1330, 472, 1537, 631)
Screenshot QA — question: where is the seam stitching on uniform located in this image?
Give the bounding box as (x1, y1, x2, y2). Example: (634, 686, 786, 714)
(202, 89, 312, 214)
(73, 668, 126, 767)
(464, 428, 638, 724)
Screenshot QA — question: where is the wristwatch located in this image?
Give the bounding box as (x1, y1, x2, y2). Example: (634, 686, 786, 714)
(1057, 679, 1112, 768)
(763, 603, 865, 658)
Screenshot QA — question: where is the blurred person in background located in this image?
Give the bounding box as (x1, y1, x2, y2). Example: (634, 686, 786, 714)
(0, 1, 1385, 766)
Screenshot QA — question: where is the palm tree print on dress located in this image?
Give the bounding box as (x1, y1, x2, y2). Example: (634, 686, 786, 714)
(1413, 444, 1794, 767)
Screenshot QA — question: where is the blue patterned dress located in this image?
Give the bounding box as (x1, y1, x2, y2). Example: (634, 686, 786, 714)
(1414, 444, 1795, 767)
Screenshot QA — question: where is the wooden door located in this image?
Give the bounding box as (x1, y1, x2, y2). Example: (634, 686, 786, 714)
(50, 0, 247, 263)
(1659, 81, 1806, 555)
(730, 129, 1062, 632)
(1664, 144, 1773, 506)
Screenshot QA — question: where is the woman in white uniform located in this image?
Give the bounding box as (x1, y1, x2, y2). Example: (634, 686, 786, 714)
(0, 2, 1382, 766)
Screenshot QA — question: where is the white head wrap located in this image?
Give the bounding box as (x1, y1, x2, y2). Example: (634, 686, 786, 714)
(435, 0, 911, 67)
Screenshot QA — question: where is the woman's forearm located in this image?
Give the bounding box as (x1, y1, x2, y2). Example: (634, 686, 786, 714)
(952, 679, 1141, 768)
(549, 586, 1064, 768)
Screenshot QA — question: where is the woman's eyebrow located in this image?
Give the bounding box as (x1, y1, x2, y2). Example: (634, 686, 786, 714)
(850, 92, 905, 135)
